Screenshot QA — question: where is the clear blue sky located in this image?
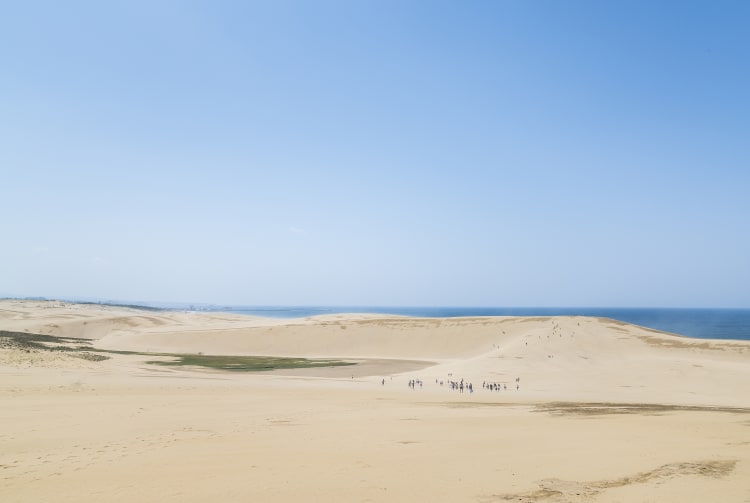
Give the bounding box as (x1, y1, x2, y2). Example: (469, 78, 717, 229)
(2, 1, 748, 307)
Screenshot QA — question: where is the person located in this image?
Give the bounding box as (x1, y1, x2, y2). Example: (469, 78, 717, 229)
(382, 378, 385, 386)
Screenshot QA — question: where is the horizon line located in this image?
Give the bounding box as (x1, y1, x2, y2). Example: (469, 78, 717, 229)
(2, 296, 749, 311)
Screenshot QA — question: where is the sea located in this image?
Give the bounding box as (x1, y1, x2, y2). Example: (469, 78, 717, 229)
(180, 306, 750, 341)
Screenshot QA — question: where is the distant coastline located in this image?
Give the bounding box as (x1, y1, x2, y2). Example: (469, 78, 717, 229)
(5, 298, 749, 341)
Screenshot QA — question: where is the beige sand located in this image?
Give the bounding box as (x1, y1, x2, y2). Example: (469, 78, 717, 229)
(1, 300, 749, 502)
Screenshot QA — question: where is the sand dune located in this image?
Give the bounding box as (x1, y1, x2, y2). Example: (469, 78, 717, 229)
(1, 300, 749, 502)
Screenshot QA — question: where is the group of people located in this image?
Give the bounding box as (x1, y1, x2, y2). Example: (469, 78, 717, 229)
(483, 381, 506, 391)
(482, 377, 520, 391)
(443, 378, 473, 393)
(390, 375, 520, 393)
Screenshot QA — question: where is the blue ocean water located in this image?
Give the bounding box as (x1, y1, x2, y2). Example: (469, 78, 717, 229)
(192, 306, 750, 341)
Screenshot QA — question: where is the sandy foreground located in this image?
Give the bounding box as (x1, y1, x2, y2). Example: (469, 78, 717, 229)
(1, 300, 749, 502)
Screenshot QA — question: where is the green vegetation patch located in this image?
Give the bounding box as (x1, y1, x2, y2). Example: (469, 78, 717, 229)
(0, 330, 91, 347)
(0, 330, 105, 361)
(1, 330, 355, 372)
(148, 354, 355, 372)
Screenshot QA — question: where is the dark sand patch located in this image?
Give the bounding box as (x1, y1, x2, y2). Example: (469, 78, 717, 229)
(535, 402, 750, 416)
(481, 459, 736, 502)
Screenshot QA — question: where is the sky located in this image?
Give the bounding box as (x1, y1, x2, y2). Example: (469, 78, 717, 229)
(2, 1, 749, 307)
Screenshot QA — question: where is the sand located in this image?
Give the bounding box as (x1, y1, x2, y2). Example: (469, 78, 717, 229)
(1, 300, 749, 502)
